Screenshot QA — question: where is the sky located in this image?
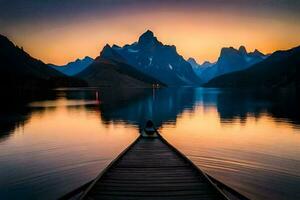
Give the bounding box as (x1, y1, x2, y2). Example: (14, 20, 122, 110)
(1, 0, 300, 65)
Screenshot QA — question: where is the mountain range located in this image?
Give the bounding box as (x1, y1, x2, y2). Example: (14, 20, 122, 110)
(49, 56, 94, 76)
(205, 46, 300, 88)
(99, 30, 202, 85)
(1, 31, 299, 90)
(77, 50, 165, 87)
(0, 34, 86, 90)
(189, 46, 267, 82)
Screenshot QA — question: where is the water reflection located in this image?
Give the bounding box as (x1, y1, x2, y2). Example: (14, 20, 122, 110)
(96, 87, 198, 129)
(1, 88, 299, 139)
(215, 89, 300, 126)
(0, 87, 299, 200)
(0, 91, 57, 142)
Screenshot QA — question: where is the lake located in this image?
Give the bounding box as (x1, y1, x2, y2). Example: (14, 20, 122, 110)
(0, 87, 299, 200)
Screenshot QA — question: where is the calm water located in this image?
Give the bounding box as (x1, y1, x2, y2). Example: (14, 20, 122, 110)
(0, 87, 300, 200)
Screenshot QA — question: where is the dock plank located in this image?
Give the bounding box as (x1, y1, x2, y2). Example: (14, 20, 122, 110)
(81, 136, 228, 200)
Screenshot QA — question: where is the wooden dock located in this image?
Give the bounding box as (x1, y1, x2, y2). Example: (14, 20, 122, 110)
(78, 133, 234, 200)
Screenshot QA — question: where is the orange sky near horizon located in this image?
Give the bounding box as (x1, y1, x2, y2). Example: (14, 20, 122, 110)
(3, 6, 300, 65)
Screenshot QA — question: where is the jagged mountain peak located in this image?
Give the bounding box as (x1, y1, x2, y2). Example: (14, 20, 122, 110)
(49, 56, 94, 76)
(253, 49, 261, 53)
(140, 30, 154, 39)
(138, 30, 159, 46)
(83, 56, 93, 60)
(188, 57, 198, 63)
(100, 44, 113, 57)
(103, 44, 111, 49)
(220, 47, 238, 56)
(220, 46, 250, 57)
(112, 44, 121, 49)
(239, 45, 247, 55)
(249, 49, 265, 57)
(195, 45, 267, 83)
(205, 45, 300, 88)
(99, 44, 126, 63)
(73, 56, 93, 64)
(187, 58, 200, 68)
(97, 31, 201, 85)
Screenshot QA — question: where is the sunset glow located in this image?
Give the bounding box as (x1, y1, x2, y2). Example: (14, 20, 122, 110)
(1, 0, 300, 64)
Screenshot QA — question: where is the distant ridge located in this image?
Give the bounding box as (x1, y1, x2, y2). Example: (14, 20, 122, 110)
(205, 45, 300, 89)
(49, 56, 94, 76)
(189, 46, 267, 83)
(0, 34, 86, 90)
(77, 46, 165, 87)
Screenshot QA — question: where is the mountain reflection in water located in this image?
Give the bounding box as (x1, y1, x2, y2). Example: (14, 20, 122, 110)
(0, 87, 299, 200)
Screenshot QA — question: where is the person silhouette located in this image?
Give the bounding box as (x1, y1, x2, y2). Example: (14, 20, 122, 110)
(142, 120, 158, 137)
(145, 120, 155, 135)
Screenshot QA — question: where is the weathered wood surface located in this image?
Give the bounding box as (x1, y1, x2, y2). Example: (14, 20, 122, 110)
(80, 136, 229, 200)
